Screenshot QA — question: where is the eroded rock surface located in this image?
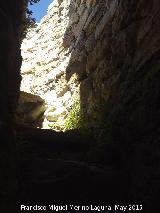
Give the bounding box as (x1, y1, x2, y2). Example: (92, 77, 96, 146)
(18, 0, 160, 211)
(21, 0, 80, 130)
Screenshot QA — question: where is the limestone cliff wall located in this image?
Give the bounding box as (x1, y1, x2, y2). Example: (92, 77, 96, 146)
(0, 1, 23, 211)
(19, 0, 160, 205)
(21, 0, 80, 130)
(21, 0, 160, 141)
(64, 0, 160, 142)
(64, 0, 160, 203)
(0, 0, 159, 209)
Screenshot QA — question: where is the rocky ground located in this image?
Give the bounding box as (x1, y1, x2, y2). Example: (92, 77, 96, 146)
(16, 124, 159, 212)
(16, 125, 132, 207)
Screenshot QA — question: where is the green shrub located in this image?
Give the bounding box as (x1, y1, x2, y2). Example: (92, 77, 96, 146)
(64, 100, 81, 130)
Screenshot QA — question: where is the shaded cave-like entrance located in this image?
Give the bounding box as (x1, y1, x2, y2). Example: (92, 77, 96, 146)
(1, 0, 159, 210)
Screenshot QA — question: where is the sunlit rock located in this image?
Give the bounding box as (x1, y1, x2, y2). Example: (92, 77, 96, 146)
(20, 0, 80, 130)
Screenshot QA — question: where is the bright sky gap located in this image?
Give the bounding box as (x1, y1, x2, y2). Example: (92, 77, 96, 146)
(29, 0, 54, 22)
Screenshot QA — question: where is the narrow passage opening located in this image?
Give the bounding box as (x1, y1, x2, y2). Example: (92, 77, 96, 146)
(17, 0, 81, 131)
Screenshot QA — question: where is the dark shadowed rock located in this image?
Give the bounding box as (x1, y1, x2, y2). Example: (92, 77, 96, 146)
(0, 1, 24, 212)
(16, 91, 46, 128)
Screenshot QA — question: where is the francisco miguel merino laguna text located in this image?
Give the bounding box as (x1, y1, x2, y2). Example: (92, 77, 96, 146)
(20, 204, 143, 211)
(20, 205, 112, 211)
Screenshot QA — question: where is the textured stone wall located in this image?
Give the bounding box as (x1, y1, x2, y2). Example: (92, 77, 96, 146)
(0, 0, 23, 212)
(21, 0, 160, 141)
(64, 0, 160, 142)
(63, 0, 160, 204)
(20, 0, 80, 130)
(17, 0, 160, 208)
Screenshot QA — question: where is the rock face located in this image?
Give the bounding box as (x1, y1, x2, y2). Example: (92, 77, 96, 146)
(21, 0, 160, 206)
(0, 0, 159, 211)
(21, 0, 160, 137)
(63, 0, 160, 204)
(63, 0, 160, 135)
(21, 0, 80, 130)
(0, 0, 24, 212)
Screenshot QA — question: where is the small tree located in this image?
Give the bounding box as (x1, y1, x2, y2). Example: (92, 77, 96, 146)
(27, 0, 40, 26)
(22, 0, 40, 38)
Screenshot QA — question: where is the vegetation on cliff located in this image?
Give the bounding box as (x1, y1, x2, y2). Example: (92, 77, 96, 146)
(22, 0, 40, 38)
(27, 0, 40, 26)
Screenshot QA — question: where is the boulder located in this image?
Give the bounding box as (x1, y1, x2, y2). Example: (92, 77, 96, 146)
(16, 91, 46, 127)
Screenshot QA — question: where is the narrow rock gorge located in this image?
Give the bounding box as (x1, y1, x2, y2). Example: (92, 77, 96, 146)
(0, 0, 160, 212)
(20, 0, 80, 130)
